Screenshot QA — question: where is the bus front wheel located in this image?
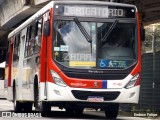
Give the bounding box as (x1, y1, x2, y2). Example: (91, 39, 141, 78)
(104, 103, 119, 119)
(40, 102, 51, 117)
(66, 106, 84, 116)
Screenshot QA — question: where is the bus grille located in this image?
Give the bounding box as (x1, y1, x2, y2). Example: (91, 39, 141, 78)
(71, 90, 120, 101)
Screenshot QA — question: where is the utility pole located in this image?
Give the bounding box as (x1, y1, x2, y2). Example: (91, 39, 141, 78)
(152, 24, 156, 111)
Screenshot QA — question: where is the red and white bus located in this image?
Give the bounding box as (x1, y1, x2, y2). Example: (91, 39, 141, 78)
(6, 1, 143, 118)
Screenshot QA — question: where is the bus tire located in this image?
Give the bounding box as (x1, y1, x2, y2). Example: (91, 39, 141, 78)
(104, 103, 119, 119)
(40, 102, 51, 117)
(74, 107, 84, 116)
(65, 107, 74, 116)
(66, 107, 84, 117)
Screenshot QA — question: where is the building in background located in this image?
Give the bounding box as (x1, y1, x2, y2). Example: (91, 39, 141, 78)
(139, 24, 160, 112)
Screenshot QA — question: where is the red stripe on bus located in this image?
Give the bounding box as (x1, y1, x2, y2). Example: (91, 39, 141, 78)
(131, 12, 141, 86)
(8, 44, 13, 87)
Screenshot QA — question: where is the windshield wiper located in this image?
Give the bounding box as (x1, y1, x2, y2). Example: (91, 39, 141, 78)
(74, 17, 92, 43)
(102, 19, 119, 42)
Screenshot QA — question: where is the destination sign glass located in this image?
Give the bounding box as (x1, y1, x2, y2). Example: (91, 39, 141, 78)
(54, 4, 135, 18)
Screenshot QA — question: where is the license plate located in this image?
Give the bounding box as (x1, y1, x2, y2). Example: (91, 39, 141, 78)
(87, 96, 104, 102)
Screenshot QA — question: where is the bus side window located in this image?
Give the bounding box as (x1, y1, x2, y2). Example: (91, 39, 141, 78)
(29, 24, 36, 56)
(6, 41, 10, 65)
(35, 18, 42, 53)
(25, 18, 43, 57)
(25, 27, 30, 57)
(25, 23, 36, 56)
(0, 68, 4, 80)
(13, 34, 20, 62)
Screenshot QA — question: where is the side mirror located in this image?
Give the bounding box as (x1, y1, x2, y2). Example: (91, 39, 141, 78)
(141, 28, 145, 42)
(43, 20, 50, 36)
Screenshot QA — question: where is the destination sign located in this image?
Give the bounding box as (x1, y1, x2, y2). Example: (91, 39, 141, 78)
(55, 4, 135, 18)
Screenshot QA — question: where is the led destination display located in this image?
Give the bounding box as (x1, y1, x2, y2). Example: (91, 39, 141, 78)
(63, 6, 124, 17)
(55, 4, 135, 18)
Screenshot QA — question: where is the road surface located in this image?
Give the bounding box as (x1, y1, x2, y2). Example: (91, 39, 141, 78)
(0, 99, 158, 120)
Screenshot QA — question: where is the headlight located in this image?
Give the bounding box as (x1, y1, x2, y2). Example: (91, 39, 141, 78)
(125, 74, 140, 89)
(50, 70, 67, 87)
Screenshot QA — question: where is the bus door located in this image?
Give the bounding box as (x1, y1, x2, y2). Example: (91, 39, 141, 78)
(23, 17, 43, 100)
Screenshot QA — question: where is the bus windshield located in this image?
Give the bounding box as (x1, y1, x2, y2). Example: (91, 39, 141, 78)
(53, 19, 137, 69)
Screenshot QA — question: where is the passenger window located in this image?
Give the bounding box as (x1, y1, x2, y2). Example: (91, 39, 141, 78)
(13, 34, 20, 62)
(25, 18, 43, 57)
(35, 19, 42, 53)
(29, 24, 36, 56)
(6, 41, 10, 65)
(25, 26, 31, 57)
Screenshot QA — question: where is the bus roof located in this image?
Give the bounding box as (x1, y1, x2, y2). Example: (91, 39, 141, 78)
(54, 1, 136, 8)
(8, 1, 54, 39)
(8, 1, 137, 39)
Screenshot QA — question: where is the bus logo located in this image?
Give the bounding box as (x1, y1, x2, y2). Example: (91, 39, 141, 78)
(71, 83, 87, 87)
(94, 82, 98, 88)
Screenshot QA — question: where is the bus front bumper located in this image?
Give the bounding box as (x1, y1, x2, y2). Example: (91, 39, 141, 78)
(40, 82, 140, 104)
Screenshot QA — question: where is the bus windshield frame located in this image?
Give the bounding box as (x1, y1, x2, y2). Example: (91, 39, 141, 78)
(52, 4, 138, 70)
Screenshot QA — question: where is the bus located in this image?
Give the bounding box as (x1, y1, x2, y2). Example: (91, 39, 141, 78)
(6, 1, 143, 119)
(0, 62, 5, 98)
